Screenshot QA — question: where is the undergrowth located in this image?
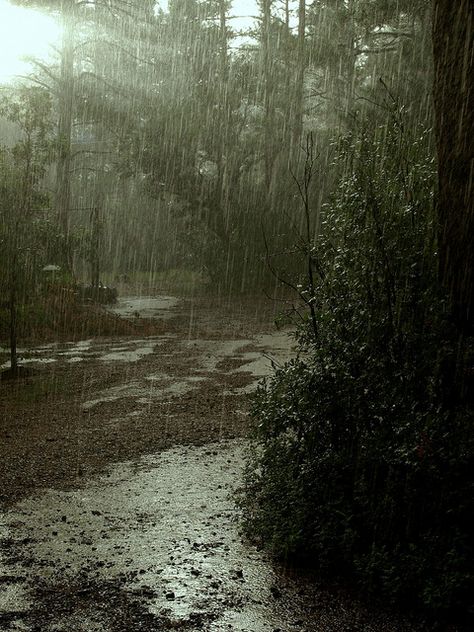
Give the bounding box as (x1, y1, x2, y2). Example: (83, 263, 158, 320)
(0, 281, 166, 344)
(239, 118, 474, 625)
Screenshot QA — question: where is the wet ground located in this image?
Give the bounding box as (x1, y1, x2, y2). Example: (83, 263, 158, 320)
(0, 294, 423, 631)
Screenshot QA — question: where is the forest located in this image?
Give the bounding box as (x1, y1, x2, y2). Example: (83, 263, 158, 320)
(0, 1, 473, 631)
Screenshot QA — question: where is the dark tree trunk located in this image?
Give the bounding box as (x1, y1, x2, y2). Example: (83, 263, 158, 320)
(9, 281, 18, 375)
(261, 0, 274, 195)
(216, 0, 229, 238)
(56, 1, 75, 244)
(432, 0, 474, 333)
(90, 206, 101, 290)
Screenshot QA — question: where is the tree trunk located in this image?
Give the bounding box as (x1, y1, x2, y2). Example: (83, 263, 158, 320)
(343, 0, 356, 123)
(90, 205, 101, 290)
(432, 0, 474, 332)
(9, 282, 18, 375)
(216, 0, 229, 237)
(261, 0, 274, 194)
(292, 0, 306, 151)
(55, 0, 75, 244)
(283, 0, 291, 154)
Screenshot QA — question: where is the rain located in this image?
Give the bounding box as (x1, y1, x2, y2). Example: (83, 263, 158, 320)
(0, 1, 473, 631)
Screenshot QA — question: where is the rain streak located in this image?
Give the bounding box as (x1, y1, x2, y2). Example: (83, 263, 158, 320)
(0, 1, 473, 631)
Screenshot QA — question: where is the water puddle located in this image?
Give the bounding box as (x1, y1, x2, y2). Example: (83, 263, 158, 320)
(81, 332, 294, 413)
(82, 375, 208, 411)
(107, 296, 180, 320)
(1, 336, 171, 371)
(99, 346, 155, 363)
(181, 332, 293, 379)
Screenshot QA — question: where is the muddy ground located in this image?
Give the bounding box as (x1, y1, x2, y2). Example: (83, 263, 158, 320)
(0, 294, 425, 631)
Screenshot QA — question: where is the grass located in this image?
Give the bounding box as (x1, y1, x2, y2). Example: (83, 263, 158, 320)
(0, 287, 169, 349)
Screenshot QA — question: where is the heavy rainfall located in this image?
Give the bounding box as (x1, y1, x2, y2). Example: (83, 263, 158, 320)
(0, 1, 472, 631)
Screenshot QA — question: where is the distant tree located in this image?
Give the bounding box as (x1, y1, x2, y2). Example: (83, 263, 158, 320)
(13, 1, 77, 241)
(292, 0, 306, 150)
(432, 0, 474, 333)
(55, 0, 75, 243)
(305, 0, 432, 128)
(9, 0, 435, 293)
(258, 0, 277, 193)
(0, 87, 52, 375)
(14, 0, 145, 274)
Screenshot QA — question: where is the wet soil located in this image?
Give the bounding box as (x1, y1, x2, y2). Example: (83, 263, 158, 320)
(0, 295, 289, 506)
(0, 294, 424, 631)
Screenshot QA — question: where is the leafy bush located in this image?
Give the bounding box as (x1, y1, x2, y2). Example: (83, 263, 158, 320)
(239, 119, 474, 623)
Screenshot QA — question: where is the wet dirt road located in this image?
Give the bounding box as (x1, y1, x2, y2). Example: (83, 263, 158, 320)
(0, 295, 421, 632)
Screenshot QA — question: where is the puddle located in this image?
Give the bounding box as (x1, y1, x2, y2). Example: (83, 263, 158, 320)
(1, 357, 57, 369)
(0, 297, 291, 384)
(82, 375, 207, 411)
(81, 333, 294, 413)
(0, 295, 179, 370)
(182, 332, 294, 384)
(99, 346, 155, 363)
(107, 296, 180, 320)
(75, 340, 93, 349)
(181, 335, 293, 375)
(1, 336, 170, 370)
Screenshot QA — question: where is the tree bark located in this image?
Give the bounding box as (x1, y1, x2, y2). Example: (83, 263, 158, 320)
(432, 0, 474, 332)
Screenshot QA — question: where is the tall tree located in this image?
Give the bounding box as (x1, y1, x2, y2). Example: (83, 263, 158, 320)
(259, 0, 275, 193)
(432, 0, 474, 332)
(55, 0, 75, 241)
(292, 0, 306, 150)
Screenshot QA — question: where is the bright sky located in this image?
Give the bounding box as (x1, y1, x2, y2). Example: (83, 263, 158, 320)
(0, 0, 60, 85)
(0, 0, 291, 86)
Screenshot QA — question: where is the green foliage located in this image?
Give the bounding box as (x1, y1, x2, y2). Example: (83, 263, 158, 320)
(239, 119, 474, 622)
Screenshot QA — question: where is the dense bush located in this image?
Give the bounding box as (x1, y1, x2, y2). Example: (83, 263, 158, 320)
(239, 119, 474, 622)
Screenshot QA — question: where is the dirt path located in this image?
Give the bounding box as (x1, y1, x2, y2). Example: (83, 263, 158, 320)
(0, 294, 289, 505)
(0, 295, 422, 631)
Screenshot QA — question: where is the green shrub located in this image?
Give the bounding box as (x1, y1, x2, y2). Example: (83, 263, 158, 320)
(239, 119, 474, 622)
